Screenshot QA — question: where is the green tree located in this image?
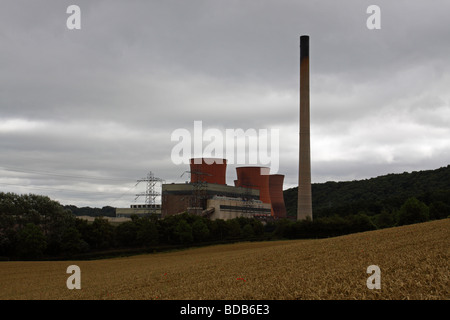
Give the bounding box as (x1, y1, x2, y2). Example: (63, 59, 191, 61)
(0, 210, 16, 257)
(16, 223, 47, 259)
(373, 209, 395, 229)
(115, 221, 139, 247)
(192, 219, 210, 242)
(273, 218, 293, 238)
(60, 226, 88, 257)
(136, 219, 159, 247)
(74, 218, 95, 249)
(398, 197, 430, 226)
(91, 217, 115, 249)
(347, 213, 376, 233)
(174, 219, 193, 244)
(429, 201, 450, 220)
(226, 219, 241, 239)
(242, 224, 255, 238)
(250, 219, 264, 236)
(210, 219, 228, 240)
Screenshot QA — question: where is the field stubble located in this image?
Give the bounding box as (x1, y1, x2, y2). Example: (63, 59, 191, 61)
(0, 219, 448, 300)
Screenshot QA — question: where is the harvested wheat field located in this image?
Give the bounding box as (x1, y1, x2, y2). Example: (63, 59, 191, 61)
(0, 219, 448, 300)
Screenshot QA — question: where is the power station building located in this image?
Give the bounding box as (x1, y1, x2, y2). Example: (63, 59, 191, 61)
(161, 158, 287, 221)
(116, 204, 162, 218)
(116, 36, 311, 222)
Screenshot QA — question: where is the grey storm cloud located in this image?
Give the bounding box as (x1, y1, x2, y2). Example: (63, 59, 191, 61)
(1, 0, 449, 207)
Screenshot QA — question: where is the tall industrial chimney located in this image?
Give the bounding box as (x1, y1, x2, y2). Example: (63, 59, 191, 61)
(297, 35, 313, 221)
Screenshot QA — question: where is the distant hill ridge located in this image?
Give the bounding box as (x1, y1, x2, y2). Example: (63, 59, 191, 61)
(284, 164, 450, 218)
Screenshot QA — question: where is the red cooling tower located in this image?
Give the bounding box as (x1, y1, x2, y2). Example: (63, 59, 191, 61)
(190, 158, 227, 185)
(269, 174, 287, 219)
(235, 166, 271, 210)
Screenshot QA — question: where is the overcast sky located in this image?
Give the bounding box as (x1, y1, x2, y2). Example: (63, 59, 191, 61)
(1, 0, 449, 208)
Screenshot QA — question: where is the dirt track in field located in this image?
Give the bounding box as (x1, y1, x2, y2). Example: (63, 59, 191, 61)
(1, 219, 448, 300)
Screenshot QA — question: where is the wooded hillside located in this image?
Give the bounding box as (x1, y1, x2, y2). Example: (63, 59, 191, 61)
(284, 165, 450, 219)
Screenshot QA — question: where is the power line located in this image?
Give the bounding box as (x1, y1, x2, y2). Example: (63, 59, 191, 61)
(110, 181, 140, 206)
(0, 166, 133, 182)
(0, 165, 163, 206)
(0, 181, 137, 197)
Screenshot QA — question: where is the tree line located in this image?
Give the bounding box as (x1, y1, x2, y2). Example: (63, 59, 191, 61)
(1, 189, 448, 261)
(0, 192, 267, 260)
(63, 205, 116, 217)
(284, 165, 450, 220)
(276, 196, 446, 240)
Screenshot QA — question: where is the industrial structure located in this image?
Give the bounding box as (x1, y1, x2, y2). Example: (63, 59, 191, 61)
(269, 174, 287, 218)
(116, 35, 310, 222)
(161, 158, 286, 221)
(298, 35, 313, 221)
(115, 171, 163, 218)
(115, 204, 162, 218)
